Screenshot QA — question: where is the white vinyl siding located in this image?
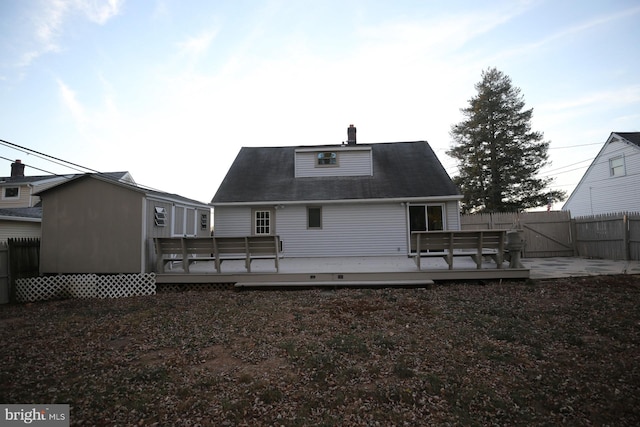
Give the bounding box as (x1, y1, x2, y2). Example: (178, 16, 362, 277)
(564, 140, 640, 216)
(213, 207, 252, 236)
(276, 203, 406, 257)
(0, 220, 41, 242)
(445, 200, 461, 230)
(295, 148, 372, 177)
(214, 200, 459, 257)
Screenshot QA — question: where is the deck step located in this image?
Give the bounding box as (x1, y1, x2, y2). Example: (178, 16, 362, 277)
(234, 279, 434, 288)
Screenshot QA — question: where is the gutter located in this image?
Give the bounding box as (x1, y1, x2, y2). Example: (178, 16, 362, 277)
(211, 195, 464, 208)
(0, 215, 41, 223)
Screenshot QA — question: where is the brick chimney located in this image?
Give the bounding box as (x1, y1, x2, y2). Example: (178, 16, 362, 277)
(11, 159, 25, 178)
(347, 124, 356, 145)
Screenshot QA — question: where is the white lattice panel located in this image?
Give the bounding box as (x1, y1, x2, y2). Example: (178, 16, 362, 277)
(15, 274, 156, 302)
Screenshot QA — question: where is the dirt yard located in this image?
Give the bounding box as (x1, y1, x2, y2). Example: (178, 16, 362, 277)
(1, 275, 639, 426)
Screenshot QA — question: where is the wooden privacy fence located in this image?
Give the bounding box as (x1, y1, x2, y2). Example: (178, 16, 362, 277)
(461, 211, 574, 258)
(0, 242, 8, 304)
(461, 211, 640, 261)
(574, 212, 640, 261)
(2, 238, 41, 303)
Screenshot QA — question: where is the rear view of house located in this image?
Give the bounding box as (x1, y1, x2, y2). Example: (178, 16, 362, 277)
(211, 126, 462, 258)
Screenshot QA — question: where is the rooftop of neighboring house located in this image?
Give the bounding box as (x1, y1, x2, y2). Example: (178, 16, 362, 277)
(613, 132, 640, 147)
(0, 159, 132, 185)
(0, 207, 42, 220)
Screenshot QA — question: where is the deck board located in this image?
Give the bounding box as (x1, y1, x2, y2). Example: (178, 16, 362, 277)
(155, 256, 530, 285)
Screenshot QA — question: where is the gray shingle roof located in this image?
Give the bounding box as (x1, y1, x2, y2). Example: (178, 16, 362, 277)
(0, 171, 130, 184)
(212, 141, 460, 204)
(0, 207, 42, 219)
(614, 132, 640, 147)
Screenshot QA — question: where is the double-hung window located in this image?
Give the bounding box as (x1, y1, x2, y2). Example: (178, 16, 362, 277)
(609, 156, 625, 177)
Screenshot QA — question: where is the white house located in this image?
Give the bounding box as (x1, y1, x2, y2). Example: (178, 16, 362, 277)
(563, 132, 640, 217)
(211, 126, 463, 258)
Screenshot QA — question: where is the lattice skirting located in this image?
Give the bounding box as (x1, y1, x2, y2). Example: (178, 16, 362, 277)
(15, 273, 156, 302)
(157, 283, 234, 292)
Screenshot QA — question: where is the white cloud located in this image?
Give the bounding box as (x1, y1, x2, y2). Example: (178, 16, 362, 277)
(18, 0, 124, 69)
(176, 29, 219, 56)
(539, 85, 640, 112)
(77, 0, 124, 24)
(490, 5, 640, 61)
(57, 79, 87, 126)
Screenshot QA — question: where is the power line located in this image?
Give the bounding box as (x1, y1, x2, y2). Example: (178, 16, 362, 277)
(548, 141, 603, 149)
(0, 138, 99, 174)
(0, 155, 59, 176)
(540, 144, 636, 176)
(0, 137, 190, 199)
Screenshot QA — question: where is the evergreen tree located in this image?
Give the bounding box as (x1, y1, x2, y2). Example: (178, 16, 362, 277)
(447, 67, 565, 213)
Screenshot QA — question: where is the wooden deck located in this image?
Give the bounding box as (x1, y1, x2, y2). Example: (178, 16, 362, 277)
(154, 256, 530, 287)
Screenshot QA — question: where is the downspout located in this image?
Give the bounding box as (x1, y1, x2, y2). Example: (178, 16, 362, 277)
(141, 197, 147, 273)
(28, 184, 33, 206)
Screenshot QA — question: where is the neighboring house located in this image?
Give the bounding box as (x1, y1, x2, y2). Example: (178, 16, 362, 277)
(37, 173, 211, 274)
(563, 132, 640, 217)
(211, 126, 462, 258)
(0, 159, 134, 242)
(0, 207, 41, 241)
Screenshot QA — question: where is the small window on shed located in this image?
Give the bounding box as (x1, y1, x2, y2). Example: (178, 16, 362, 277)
(308, 207, 322, 229)
(154, 207, 167, 226)
(317, 152, 337, 166)
(3, 187, 19, 199)
(201, 214, 208, 230)
(609, 156, 625, 177)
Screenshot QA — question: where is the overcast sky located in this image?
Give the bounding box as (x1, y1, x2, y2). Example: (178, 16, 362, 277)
(1, 0, 639, 209)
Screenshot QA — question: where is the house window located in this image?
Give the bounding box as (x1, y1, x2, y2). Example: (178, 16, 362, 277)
(610, 156, 625, 177)
(3, 187, 19, 199)
(201, 214, 208, 230)
(154, 207, 166, 226)
(308, 206, 322, 229)
(254, 210, 271, 235)
(409, 205, 444, 232)
(317, 152, 337, 166)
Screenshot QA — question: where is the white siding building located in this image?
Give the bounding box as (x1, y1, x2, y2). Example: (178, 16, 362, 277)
(563, 132, 640, 217)
(211, 126, 463, 258)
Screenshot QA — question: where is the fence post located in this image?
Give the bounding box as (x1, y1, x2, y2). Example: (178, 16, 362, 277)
(623, 214, 630, 261)
(570, 218, 578, 257)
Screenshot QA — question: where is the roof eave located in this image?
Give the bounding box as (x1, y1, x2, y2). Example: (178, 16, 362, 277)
(211, 195, 463, 207)
(0, 215, 41, 222)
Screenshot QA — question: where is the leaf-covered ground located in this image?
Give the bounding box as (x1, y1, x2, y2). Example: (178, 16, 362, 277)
(1, 275, 639, 426)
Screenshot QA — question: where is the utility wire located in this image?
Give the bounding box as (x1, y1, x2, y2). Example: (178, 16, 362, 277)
(0, 138, 99, 174)
(0, 137, 194, 200)
(0, 155, 59, 176)
(548, 141, 603, 149)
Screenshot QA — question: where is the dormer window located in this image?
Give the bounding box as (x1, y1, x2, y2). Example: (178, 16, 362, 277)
(317, 152, 337, 166)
